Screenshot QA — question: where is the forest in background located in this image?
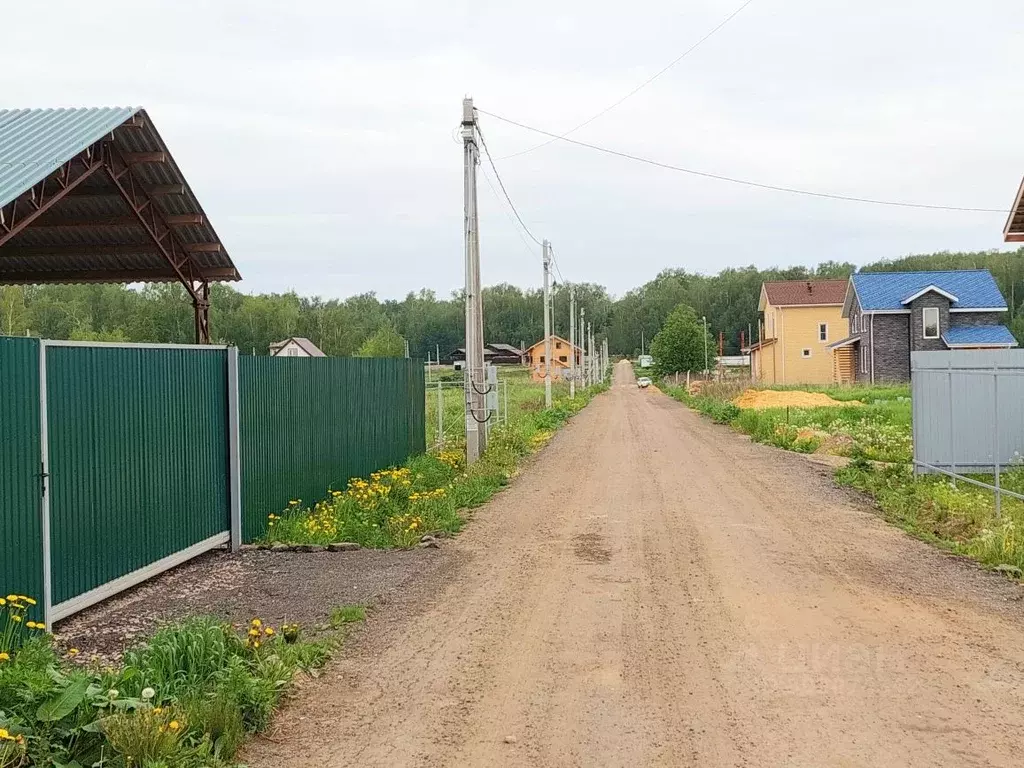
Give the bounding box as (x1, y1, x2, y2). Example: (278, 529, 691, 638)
(2, 248, 1024, 357)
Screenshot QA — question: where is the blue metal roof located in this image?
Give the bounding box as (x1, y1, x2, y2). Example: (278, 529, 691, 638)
(942, 325, 1018, 347)
(851, 270, 1007, 311)
(0, 107, 139, 207)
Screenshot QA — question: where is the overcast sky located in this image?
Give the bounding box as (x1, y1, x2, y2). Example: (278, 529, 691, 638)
(3, 1, 1021, 299)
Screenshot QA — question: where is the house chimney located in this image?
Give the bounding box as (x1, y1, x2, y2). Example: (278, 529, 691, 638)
(806, 281, 813, 293)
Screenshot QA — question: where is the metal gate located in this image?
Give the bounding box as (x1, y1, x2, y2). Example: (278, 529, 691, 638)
(42, 341, 235, 623)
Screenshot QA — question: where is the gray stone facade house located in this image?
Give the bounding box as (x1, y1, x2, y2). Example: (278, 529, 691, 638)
(828, 270, 1017, 383)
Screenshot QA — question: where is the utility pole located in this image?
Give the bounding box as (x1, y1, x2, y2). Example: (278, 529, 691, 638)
(543, 239, 552, 408)
(588, 323, 594, 386)
(702, 315, 709, 380)
(462, 98, 486, 463)
(569, 286, 576, 399)
(641, 328, 645, 356)
(580, 306, 587, 386)
(603, 338, 608, 382)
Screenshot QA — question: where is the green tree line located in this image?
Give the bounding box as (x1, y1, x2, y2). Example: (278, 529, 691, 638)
(2, 248, 1022, 356)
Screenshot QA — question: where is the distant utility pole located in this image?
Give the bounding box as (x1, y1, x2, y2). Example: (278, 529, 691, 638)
(569, 286, 576, 400)
(543, 239, 552, 408)
(603, 338, 608, 382)
(702, 315, 709, 379)
(641, 328, 645, 356)
(588, 322, 594, 386)
(462, 97, 487, 463)
(404, 338, 410, 359)
(580, 306, 587, 386)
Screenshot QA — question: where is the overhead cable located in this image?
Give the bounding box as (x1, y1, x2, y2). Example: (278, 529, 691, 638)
(497, 0, 758, 160)
(478, 109, 1009, 214)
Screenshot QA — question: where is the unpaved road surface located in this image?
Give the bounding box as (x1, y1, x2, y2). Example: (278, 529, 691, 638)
(245, 361, 1024, 767)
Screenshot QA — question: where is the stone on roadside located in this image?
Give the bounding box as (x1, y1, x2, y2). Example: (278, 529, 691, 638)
(328, 542, 362, 552)
(419, 539, 441, 549)
(995, 564, 1022, 578)
(270, 543, 291, 553)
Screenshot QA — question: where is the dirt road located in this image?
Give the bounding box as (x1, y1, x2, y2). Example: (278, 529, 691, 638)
(245, 361, 1024, 767)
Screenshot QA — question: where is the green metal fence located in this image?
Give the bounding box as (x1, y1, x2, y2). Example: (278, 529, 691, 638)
(45, 344, 231, 617)
(239, 357, 425, 540)
(0, 338, 44, 620)
(0, 340, 424, 627)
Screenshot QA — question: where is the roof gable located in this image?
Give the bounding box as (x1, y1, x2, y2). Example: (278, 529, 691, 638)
(525, 335, 579, 354)
(852, 270, 1007, 311)
(900, 285, 959, 305)
(761, 279, 848, 307)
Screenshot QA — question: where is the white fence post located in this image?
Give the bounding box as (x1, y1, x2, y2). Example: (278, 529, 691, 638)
(947, 363, 956, 486)
(994, 364, 1001, 519)
(227, 347, 242, 552)
(436, 380, 444, 449)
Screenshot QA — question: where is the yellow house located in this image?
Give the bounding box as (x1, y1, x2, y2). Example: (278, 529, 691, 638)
(745, 280, 847, 385)
(524, 335, 582, 382)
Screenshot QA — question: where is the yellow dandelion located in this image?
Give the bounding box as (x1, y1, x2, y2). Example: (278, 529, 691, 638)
(0, 653, 10, 662)
(169, 720, 181, 731)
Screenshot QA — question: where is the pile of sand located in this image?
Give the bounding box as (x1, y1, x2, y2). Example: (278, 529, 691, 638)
(733, 389, 858, 410)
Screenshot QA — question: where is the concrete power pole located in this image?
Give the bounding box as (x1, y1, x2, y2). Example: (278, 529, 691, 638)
(569, 286, 576, 400)
(580, 306, 587, 387)
(588, 323, 594, 387)
(542, 239, 552, 408)
(462, 98, 487, 463)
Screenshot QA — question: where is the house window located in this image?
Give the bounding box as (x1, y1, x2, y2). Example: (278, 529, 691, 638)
(539, 355, 545, 362)
(860, 346, 867, 373)
(559, 355, 568, 362)
(922, 307, 939, 339)
(287, 347, 299, 357)
(556, 342, 562, 349)
(818, 323, 828, 342)
(801, 349, 811, 358)
(860, 314, 868, 333)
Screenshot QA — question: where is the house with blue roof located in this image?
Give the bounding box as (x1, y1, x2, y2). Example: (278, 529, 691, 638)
(829, 270, 1017, 383)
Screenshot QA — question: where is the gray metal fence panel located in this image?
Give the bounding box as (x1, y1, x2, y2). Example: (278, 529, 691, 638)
(912, 350, 1024, 473)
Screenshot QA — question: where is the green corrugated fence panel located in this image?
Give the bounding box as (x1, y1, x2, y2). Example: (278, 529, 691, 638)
(240, 357, 425, 540)
(46, 346, 229, 605)
(0, 337, 44, 612)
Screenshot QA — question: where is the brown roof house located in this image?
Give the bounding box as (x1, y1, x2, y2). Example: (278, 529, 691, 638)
(743, 279, 848, 385)
(269, 337, 326, 357)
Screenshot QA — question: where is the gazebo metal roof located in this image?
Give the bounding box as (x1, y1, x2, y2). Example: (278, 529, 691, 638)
(0, 107, 240, 342)
(1004, 175, 1024, 243)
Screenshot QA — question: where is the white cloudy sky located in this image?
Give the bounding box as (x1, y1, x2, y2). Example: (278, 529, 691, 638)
(3, 1, 1021, 299)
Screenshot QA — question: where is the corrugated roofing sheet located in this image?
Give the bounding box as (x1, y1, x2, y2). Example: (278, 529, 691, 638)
(0, 107, 239, 284)
(0, 107, 139, 207)
(852, 271, 1007, 311)
(942, 325, 1017, 347)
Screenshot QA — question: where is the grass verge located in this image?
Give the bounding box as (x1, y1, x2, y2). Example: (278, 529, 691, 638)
(0, 606, 333, 767)
(261, 379, 610, 548)
(666, 380, 1024, 576)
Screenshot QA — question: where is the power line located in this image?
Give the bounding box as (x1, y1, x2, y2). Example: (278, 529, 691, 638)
(475, 119, 544, 245)
(477, 109, 1010, 214)
(497, 0, 758, 161)
(548, 244, 566, 283)
(479, 163, 537, 258)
